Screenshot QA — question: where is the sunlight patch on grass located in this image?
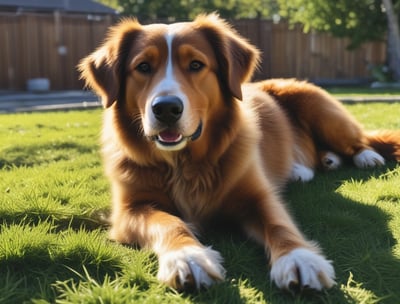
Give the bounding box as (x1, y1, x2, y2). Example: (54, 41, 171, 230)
(341, 273, 381, 304)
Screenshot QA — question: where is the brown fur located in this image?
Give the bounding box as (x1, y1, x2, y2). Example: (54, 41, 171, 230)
(256, 79, 400, 166)
(79, 14, 400, 291)
(367, 130, 400, 161)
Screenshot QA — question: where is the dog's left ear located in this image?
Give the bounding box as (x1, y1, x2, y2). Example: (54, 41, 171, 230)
(78, 20, 142, 108)
(195, 14, 260, 100)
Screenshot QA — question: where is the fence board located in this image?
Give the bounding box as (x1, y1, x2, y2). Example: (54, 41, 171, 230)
(0, 13, 387, 91)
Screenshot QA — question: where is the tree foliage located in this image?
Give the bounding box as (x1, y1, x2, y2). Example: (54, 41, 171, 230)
(96, 0, 119, 9)
(277, 0, 388, 48)
(114, 0, 279, 21)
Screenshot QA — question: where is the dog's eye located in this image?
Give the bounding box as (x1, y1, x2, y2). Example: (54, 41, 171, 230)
(136, 62, 152, 74)
(189, 60, 204, 72)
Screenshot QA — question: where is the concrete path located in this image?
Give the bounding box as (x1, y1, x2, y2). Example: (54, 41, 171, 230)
(339, 95, 400, 104)
(0, 91, 101, 113)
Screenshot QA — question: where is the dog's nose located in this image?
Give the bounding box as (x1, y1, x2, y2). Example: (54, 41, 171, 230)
(151, 96, 184, 125)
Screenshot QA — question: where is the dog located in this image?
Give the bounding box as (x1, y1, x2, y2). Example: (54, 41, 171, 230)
(79, 14, 400, 292)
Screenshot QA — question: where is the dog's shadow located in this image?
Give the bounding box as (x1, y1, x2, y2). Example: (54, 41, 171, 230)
(195, 163, 400, 303)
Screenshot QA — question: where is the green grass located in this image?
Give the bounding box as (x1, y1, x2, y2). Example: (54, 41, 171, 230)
(0, 103, 399, 303)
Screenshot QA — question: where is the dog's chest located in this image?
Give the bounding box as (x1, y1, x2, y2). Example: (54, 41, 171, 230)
(169, 160, 223, 221)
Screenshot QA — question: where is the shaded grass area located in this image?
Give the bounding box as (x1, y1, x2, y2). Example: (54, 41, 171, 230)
(0, 105, 399, 303)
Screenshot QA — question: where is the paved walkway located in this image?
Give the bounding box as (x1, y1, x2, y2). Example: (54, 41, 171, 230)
(339, 95, 400, 104)
(0, 90, 400, 114)
(0, 91, 101, 113)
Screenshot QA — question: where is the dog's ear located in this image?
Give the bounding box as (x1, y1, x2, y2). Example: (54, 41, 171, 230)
(195, 14, 260, 100)
(78, 20, 142, 108)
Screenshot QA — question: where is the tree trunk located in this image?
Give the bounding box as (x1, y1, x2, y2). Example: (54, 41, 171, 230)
(382, 0, 400, 81)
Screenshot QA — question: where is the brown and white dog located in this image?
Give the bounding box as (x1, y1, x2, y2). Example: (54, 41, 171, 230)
(79, 14, 400, 292)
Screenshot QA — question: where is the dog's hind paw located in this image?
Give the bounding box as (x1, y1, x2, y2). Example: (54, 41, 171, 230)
(321, 151, 342, 170)
(353, 149, 385, 168)
(157, 245, 225, 291)
(270, 248, 335, 292)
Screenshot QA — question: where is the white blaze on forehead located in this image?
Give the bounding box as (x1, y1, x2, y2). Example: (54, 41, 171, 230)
(149, 23, 187, 99)
(163, 30, 176, 91)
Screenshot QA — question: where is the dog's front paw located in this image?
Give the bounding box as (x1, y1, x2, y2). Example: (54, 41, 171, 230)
(291, 164, 314, 182)
(157, 245, 225, 290)
(270, 248, 335, 292)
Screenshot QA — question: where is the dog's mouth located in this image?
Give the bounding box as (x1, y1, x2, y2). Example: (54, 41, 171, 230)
(157, 130, 183, 145)
(151, 122, 202, 151)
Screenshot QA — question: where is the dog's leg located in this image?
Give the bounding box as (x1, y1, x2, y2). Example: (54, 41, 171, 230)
(290, 139, 317, 182)
(109, 202, 225, 290)
(304, 97, 386, 169)
(240, 180, 335, 291)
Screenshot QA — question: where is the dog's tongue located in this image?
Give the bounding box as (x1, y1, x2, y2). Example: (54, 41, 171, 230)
(158, 130, 182, 143)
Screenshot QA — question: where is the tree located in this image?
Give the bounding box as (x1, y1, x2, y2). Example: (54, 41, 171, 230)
(382, 0, 400, 81)
(114, 0, 279, 21)
(278, 0, 386, 48)
(278, 0, 400, 82)
(117, 0, 190, 20)
(95, 0, 119, 10)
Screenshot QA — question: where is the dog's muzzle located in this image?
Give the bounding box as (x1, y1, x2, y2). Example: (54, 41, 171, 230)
(150, 95, 202, 151)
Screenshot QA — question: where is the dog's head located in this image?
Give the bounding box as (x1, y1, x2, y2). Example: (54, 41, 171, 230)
(79, 14, 259, 152)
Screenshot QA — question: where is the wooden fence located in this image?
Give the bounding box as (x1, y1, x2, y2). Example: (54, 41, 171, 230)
(0, 12, 116, 91)
(234, 19, 386, 82)
(0, 12, 387, 91)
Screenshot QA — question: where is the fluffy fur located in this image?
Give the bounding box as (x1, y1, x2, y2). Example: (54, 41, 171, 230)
(79, 14, 400, 292)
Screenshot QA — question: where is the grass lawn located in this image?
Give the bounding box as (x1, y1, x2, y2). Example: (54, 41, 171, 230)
(0, 102, 399, 303)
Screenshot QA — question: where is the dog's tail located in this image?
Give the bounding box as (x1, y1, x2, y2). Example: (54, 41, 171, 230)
(366, 130, 400, 161)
